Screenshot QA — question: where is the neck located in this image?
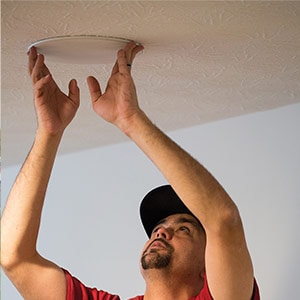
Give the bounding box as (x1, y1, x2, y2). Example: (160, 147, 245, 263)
(143, 269, 203, 300)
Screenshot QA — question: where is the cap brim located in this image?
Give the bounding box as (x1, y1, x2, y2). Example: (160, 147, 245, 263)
(140, 185, 197, 238)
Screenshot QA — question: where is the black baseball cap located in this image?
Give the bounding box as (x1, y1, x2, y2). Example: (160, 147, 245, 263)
(140, 185, 201, 238)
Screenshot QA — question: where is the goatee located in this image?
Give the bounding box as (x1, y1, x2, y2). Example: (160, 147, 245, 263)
(141, 238, 174, 270)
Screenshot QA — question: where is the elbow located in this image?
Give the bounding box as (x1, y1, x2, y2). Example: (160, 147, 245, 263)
(210, 202, 243, 236)
(0, 245, 31, 274)
(1, 236, 16, 271)
(222, 203, 242, 228)
(1, 249, 19, 273)
(1, 235, 39, 273)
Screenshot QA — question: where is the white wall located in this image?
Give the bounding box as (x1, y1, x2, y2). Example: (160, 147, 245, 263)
(2, 103, 300, 299)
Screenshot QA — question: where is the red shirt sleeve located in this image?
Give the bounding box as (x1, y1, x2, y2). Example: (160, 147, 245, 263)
(193, 275, 260, 300)
(252, 278, 260, 300)
(63, 269, 120, 300)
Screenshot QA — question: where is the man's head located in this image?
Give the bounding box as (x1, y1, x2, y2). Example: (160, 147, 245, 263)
(139, 185, 206, 282)
(140, 185, 204, 238)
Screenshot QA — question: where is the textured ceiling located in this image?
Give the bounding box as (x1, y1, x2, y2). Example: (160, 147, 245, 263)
(2, 1, 300, 166)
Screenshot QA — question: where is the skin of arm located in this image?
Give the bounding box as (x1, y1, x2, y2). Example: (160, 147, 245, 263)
(1, 47, 80, 300)
(87, 42, 254, 300)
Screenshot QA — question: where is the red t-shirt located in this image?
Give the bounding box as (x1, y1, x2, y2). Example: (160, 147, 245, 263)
(63, 269, 260, 300)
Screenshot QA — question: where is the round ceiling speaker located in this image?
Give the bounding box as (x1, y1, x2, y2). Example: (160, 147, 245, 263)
(28, 35, 136, 64)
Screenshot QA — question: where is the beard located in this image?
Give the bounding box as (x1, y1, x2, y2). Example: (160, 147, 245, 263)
(141, 238, 174, 270)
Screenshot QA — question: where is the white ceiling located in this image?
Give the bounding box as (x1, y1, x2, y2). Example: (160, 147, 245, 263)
(2, 1, 300, 166)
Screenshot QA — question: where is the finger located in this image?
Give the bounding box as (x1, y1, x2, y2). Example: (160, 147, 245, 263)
(111, 43, 135, 75)
(68, 79, 80, 105)
(28, 46, 38, 75)
(87, 76, 102, 103)
(130, 44, 144, 63)
(31, 54, 45, 83)
(111, 59, 119, 76)
(34, 74, 52, 98)
(31, 53, 51, 84)
(114, 42, 144, 75)
(124, 41, 137, 64)
(117, 49, 129, 75)
(123, 42, 144, 68)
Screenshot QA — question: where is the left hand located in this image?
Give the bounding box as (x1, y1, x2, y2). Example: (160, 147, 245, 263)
(28, 47, 80, 136)
(87, 42, 144, 129)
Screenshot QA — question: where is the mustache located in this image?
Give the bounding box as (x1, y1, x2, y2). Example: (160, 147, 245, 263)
(143, 238, 174, 255)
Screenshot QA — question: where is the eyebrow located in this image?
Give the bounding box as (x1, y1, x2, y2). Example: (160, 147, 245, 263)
(155, 216, 201, 230)
(176, 216, 201, 229)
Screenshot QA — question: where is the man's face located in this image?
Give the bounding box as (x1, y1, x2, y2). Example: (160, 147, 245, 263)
(140, 213, 206, 276)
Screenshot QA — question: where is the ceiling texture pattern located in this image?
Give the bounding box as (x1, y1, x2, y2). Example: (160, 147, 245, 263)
(2, 1, 300, 166)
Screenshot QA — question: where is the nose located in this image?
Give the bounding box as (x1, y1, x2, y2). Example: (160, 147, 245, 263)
(156, 226, 172, 240)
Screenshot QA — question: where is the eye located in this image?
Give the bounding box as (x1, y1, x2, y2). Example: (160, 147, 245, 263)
(178, 226, 190, 233)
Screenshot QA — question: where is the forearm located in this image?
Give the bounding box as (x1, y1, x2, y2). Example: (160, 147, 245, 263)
(1, 130, 62, 268)
(122, 111, 239, 231)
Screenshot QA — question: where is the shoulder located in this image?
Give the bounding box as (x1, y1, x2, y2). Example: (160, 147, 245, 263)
(63, 269, 121, 300)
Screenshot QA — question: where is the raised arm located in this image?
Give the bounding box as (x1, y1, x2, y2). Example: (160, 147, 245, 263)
(1, 47, 80, 300)
(88, 42, 254, 300)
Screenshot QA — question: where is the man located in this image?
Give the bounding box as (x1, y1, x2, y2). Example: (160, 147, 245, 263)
(1, 42, 260, 300)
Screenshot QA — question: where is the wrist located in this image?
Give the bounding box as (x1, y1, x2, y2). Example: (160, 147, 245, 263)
(118, 110, 152, 137)
(35, 127, 64, 148)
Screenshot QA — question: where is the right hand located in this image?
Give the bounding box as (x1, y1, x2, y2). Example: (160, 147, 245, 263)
(87, 42, 144, 130)
(28, 47, 80, 136)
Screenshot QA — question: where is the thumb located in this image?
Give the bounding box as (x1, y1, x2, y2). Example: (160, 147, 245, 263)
(68, 79, 80, 105)
(87, 76, 102, 103)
